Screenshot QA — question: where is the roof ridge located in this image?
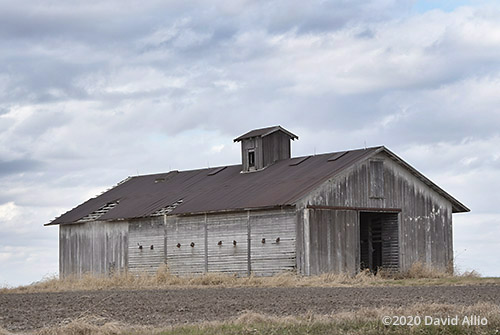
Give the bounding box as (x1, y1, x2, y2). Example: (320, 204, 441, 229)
(133, 146, 384, 178)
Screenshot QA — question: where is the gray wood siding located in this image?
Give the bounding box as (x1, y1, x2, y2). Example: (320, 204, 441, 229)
(250, 210, 296, 276)
(165, 208, 296, 276)
(128, 217, 164, 274)
(296, 151, 454, 273)
(241, 137, 264, 171)
(369, 160, 385, 198)
(262, 131, 291, 167)
(295, 209, 305, 275)
(207, 213, 248, 275)
(165, 215, 205, 275)
(303, 209, 358, 275)
(59, 221, 128, 277)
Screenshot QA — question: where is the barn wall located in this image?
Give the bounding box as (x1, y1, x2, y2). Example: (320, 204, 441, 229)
(165, 208, 296, 276)
(59, 221, 128, 277)
(127, 217, 165, 274)
(296, 151, 454, 273)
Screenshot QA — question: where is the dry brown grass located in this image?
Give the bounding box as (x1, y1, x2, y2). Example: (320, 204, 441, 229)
(23, 302, 500, 335)
(36, 315, 122, 335)
(390, 261, 480, 279)
(1, 263, 495, 294)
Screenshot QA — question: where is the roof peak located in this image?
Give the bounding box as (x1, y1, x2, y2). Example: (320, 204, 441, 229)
(233, 125, 298, 142)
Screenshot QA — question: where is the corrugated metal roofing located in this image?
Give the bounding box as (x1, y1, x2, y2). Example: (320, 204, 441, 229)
(47, 147, 378, 225)
(233, 125, 298, 142)
(46, 146, 469, 226)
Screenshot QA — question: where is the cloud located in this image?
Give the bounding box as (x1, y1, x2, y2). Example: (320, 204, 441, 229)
(0, 244, 57, 287)
(453, 213, 500, 276)
(0, 202, 59, 286)
(0, 159, 43, 177)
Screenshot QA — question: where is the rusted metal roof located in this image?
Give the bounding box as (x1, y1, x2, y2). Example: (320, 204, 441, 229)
(233, 125, 298, 142)
(46, 146, 469, 226)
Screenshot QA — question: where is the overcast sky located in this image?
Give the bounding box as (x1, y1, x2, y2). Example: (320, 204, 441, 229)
(1, 0, 499, 286)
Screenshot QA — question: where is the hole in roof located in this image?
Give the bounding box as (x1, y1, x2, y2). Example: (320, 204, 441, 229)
(77, 201, 119, 222)
(151, 199, 184, 216)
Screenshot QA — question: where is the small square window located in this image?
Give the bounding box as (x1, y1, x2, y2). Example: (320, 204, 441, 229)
(248, 150, 255, 167)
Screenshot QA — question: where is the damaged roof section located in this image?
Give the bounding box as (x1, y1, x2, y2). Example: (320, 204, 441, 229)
(76, 201, 119, 223)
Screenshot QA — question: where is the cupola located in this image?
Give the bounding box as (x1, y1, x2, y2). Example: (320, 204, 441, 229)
(233, 126, 298, 172)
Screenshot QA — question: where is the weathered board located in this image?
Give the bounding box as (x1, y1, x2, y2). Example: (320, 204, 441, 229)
(369, 160, 385, 198)
(262, 131, 291, 167)
(59, 221, 128, 277)
(205, 213, 248, 275)
(304, 209, 358, 275)
(128, 217, 164, 274)
(165, 215, 205, 275)
(250, 209, 296, 276)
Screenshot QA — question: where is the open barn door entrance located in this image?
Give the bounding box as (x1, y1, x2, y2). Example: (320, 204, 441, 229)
(359, 212, 399, 273)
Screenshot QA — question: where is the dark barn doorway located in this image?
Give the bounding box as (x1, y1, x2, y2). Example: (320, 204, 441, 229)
(359, 212, 399, 273)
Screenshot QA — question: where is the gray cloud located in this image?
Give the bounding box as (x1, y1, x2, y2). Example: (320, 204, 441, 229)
(0, 159, 43, 177)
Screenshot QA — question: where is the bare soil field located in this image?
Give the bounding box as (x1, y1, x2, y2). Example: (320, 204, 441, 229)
(1, 285, 499, 332)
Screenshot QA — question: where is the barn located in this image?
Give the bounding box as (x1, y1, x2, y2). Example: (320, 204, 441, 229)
(46, 126, 469, 277)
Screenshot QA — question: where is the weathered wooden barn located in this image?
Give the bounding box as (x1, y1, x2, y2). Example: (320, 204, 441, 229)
(46, 126, 469, 277)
